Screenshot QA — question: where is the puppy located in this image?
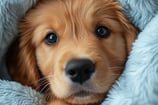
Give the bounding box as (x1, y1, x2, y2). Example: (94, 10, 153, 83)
(6, 0, 137, 105)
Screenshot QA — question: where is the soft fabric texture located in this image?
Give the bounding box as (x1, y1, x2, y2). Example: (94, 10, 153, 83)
(0, 0, 158, 105)
(0, 0, 37, 80)
(0, 80, 45, 105)
(118, 0, 158, 30)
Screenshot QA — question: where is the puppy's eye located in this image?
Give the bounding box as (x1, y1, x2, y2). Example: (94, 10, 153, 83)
(95, 26, 110, 38)
(45, 32, 58, 45)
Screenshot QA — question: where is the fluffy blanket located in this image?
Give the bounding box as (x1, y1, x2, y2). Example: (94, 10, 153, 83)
(0, 0, 158, 105)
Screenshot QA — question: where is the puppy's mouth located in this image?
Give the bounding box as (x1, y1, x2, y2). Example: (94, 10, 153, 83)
(66, 90, 104, 105)
(74, 91, 91, 98)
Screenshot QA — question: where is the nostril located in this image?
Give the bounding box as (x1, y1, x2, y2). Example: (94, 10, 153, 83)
(67, 69, 77, 77)
(85, 69, 90, 74)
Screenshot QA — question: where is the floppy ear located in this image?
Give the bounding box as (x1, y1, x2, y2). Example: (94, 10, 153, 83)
(124, 23, 138, 53)
(6, 23, 40, 89)
(116, 10, 138, 53)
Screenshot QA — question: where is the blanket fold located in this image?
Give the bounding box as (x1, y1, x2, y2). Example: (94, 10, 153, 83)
(0, 80, 45, 105)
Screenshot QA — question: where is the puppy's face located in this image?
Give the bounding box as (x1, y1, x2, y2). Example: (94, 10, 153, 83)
(15, 0, 137, 104)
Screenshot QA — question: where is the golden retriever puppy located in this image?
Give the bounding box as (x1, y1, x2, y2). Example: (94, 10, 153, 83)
(6, 0, 137, 105)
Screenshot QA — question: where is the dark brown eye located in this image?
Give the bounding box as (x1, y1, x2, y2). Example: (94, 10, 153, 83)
(95, 26, 110, 38)
(45, 32, 58, 45)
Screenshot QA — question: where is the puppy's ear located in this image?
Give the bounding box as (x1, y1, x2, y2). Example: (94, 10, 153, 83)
(117, 10, 138, 53)
(19, 36, 40, 89)
(6, 25, 40, 89)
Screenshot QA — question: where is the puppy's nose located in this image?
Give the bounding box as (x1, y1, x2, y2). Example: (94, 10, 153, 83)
(65, 59, 95, 84)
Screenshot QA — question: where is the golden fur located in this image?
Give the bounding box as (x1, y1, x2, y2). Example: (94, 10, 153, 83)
(6, 0, 137, 105)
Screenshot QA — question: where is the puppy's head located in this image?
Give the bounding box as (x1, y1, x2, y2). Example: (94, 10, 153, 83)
(7, 0, 137, 104)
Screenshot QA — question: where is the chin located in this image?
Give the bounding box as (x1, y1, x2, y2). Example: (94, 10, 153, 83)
(66, 93, 105, 105)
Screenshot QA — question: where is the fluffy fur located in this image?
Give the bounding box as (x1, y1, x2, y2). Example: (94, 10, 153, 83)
(118, 0, 158, 30)
(0, 80, 45, 105)
(6, 0, 137, 105)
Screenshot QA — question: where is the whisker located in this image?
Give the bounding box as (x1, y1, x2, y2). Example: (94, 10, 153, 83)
(44, 83, 55, 102)
(40, 83, 50, 93)
(35, 75, 54, 92)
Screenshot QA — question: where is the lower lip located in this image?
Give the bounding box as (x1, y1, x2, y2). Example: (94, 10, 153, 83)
(74, 91, 91, 98)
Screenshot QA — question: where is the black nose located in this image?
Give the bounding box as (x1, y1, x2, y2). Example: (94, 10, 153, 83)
(65, 59, 95, 84)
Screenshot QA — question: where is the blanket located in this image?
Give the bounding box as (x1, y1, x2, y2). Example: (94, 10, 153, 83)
(0, 0, 158, 105)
